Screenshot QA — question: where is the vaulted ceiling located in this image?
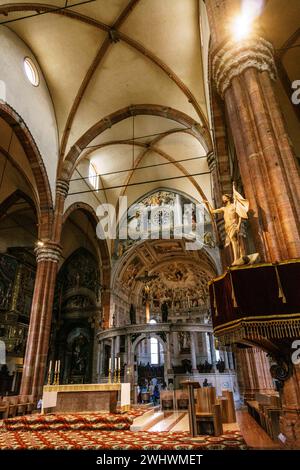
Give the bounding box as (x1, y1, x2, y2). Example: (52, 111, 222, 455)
(0, 0, 213, 209)
(0, 0, 299, 213)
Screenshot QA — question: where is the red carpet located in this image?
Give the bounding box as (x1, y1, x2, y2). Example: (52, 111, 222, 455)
(0, 410, 247, 449)
(0, 428, 247, 450)
(0, 411, 149, 432)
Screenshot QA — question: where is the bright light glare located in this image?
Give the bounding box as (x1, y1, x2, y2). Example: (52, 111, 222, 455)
(232, 14, 253, 41)
(231, 0, 264, 42)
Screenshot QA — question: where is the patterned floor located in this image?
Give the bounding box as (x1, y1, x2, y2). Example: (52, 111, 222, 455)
(0, 428, 247, 450)
(0, 409, 248, 450)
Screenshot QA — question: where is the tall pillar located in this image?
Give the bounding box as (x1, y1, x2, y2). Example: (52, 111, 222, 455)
(98, 341, 105, 380)
(115, 335, 120, 357)
(223, 348, 229, 370)
(20, 242, 61, 397)
(125, 334, 134, 385)
(206, 0, 300, 262)
(173, 332, 179, 358)
(102, 288, 111, 329)
(111, 337, 115, 372)
(208, 332, 217, 371)
(228, 349, 235, 370)
(190, 332, 198, 374)
(165, 333, 172, 373)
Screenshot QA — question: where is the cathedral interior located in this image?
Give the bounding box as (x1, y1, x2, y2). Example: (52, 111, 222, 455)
(0, 0, 300, 453)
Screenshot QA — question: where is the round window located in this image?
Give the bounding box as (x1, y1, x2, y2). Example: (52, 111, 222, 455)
(24, 57, 39, 87)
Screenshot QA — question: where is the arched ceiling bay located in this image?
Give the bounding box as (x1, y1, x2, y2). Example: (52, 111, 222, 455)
(0, 0, 210, 156)
(66, 113, 210, 210)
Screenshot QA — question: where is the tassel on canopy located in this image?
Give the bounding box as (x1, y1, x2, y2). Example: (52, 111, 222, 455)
(274, 265, 287, 303)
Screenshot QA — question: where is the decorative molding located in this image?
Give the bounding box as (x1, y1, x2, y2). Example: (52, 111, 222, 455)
(206, 151, 217, 171)
(35, 243, 62, 263)
(212, 36, 277, 97)
(56, 179, 70, 198)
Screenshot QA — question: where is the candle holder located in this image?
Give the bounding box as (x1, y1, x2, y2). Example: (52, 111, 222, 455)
(47, 368, 52, 386)
(114, 367, 117, 384)
(108, 367, 112, 383)
(117, 367, 121, 384)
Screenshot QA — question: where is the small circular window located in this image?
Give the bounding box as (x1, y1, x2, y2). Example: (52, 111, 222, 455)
(23, 57, 39, 87)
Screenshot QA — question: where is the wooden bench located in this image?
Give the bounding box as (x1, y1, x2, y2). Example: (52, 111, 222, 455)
(1, 395, 35, 418)
(195, 387, 223, 436)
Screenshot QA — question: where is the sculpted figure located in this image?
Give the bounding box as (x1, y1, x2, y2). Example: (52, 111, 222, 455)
(206, 183, 249, 265)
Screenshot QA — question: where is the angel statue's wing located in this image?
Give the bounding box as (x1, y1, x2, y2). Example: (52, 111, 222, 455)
(233, 186, 249, 219)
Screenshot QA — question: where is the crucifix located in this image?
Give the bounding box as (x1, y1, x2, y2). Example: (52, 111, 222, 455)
(135, 270, 159, 323)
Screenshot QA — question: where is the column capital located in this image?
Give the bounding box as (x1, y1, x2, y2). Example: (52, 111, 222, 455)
(212, 36, 277, 97)
(56, 179, 70, 198)
(35, 241, 62, 263)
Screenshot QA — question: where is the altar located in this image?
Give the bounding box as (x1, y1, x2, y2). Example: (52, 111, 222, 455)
(42, 383, 131, 414)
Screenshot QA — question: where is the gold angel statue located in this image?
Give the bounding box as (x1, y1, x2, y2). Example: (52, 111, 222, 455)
(206, 183, 250, 265)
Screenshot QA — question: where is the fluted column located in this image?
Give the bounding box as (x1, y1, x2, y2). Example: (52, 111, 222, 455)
(206, 0, 300, 261)
(20, 242, 62, 397)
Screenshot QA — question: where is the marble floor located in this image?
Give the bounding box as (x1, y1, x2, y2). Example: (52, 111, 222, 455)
(132, 408, 282, 449)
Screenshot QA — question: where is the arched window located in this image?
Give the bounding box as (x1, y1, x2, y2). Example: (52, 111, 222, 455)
(150, 337, 159, 365)
(89, 162, 98, 189)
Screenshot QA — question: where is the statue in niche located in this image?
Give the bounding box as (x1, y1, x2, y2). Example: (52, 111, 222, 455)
(71, 333, 89, 375)
(161, 301, 168, 323)
(178, 331, 191, 352)
(205, 183, 258, 266)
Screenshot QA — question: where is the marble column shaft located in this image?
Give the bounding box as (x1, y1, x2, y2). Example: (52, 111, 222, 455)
(20, 243, 61, 397)
(206, 0, 300, 261)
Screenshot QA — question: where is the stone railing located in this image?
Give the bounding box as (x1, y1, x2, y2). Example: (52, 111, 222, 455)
(97, 322, 212, 341)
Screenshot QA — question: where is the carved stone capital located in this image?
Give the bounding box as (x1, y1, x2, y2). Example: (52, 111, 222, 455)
(35, 242, 62, 263)
(56, 179, 70, 198)
(212, 36, 277, 97)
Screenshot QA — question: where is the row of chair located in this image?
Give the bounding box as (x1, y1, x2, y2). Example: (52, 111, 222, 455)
(195, 388, 236, 436)
(0, 395, 36, 419)
(161, 390, 189, 410)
